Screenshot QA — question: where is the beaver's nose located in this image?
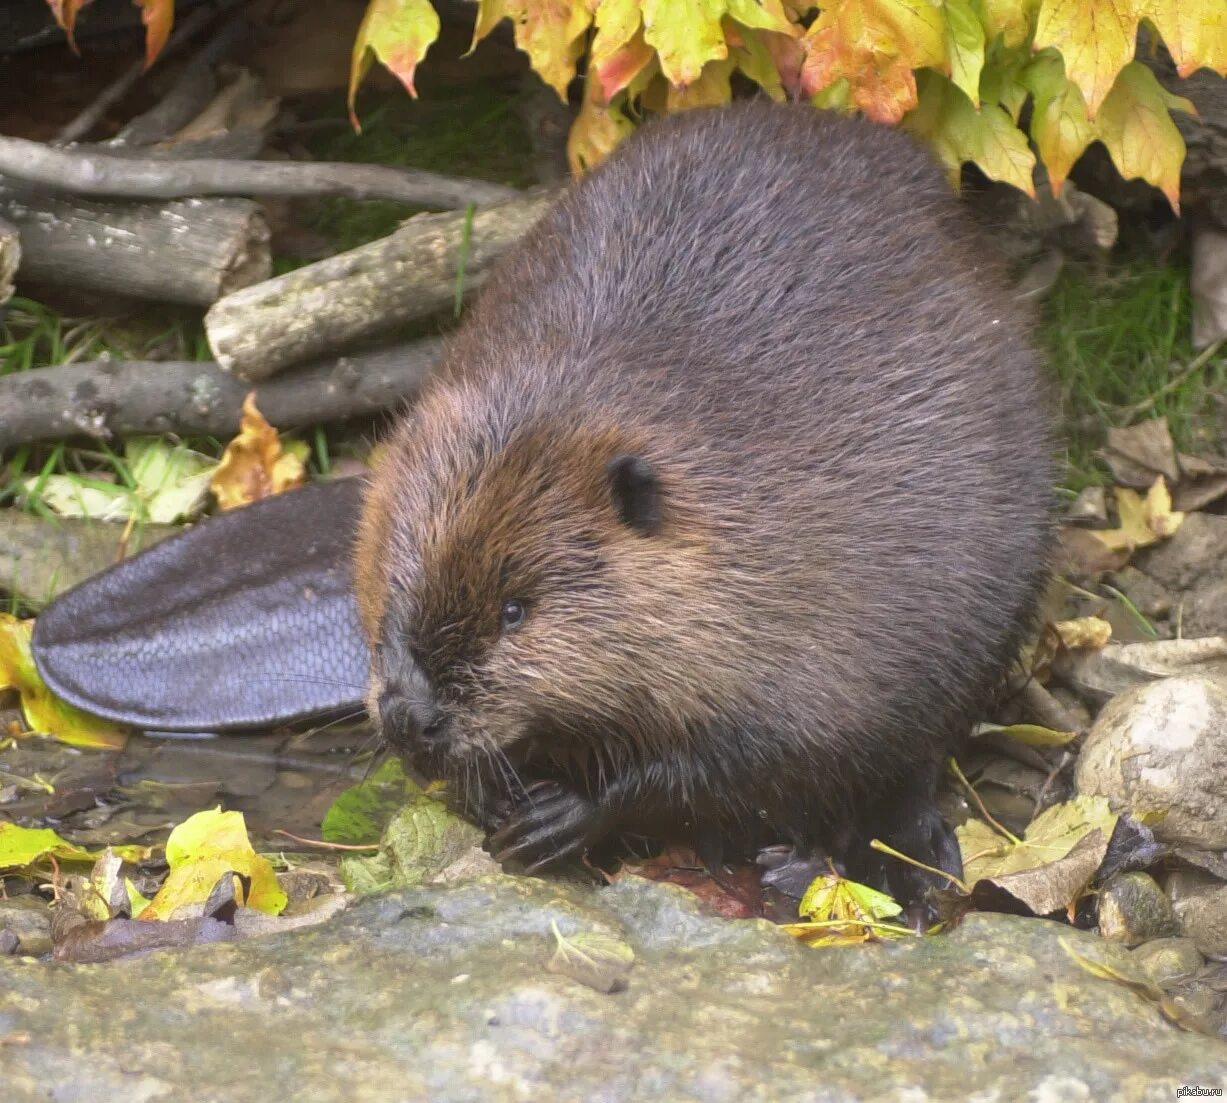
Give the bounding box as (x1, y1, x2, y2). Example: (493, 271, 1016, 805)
(378, 663, 447, 752)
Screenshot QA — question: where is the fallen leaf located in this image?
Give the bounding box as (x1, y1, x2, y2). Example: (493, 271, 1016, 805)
(210, 393, 307, 510)
(1089, 477, 1184, 554)
(141, 808, 286, 920)
(959, 795, 1117, 914)
(1102, 418, 1179, 486)
(784, 869, 912, 946)
(321, 757, 423, 846)
(22, 438, 214, 524)
(0, 614, 128, 750)
(0, 822, 149, 872)
(340, 789, 487, 894)
(1052, 616, 1113, 650)
(546, 919, 635, 993)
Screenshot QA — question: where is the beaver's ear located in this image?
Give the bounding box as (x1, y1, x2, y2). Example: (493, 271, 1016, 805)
(606, 454, 661, 536)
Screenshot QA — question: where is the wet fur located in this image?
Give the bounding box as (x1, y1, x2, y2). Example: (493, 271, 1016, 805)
(356, 102, 1053, 902)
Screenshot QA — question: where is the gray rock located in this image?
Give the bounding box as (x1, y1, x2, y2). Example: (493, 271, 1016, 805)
(1130, 937, 1204, 989)
(1076, 674, 1227, 848)
(1096, 873, 1180, 946)
(1166, 870, 1227, 957)
(0, 894, 52, 957)
(1140, 512, 1227, 589)
(1, 874, 1224, 1101)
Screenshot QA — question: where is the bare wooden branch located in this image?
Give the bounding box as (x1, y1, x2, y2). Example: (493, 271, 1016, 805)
(0, 135, 520, 209)
(110, 8, 253, 148)
(0, 339, 443, 450)
(0, 217, 18, 303)
(205, 191, 554, 381)
(4, 190, 269, 305)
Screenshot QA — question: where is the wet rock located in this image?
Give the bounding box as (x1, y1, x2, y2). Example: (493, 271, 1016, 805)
(1130, 937, 1204, 989)
(1, 875, 1224, 1100)
(1165, 870, 1227, 957)
(1076, 674, 1227, 848)
(1107, 566, 1174, 625)
(0, 894, 52, 957)
(1096, 873, 1179, 945)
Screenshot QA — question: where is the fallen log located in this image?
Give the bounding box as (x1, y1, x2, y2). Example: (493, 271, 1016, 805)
(4, 190, 269, 304)
(205, 190, 554, 380)
(0, 217, 18, 302)
(0, 339, 443, 449)
(0, 135, 520, 209)
(0, 508, 176, 610)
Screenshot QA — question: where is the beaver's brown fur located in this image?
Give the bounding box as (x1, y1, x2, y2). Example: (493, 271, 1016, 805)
(356, 101, 1053, 905)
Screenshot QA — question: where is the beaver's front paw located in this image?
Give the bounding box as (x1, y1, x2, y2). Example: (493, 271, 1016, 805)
(488, 781, 615, 873)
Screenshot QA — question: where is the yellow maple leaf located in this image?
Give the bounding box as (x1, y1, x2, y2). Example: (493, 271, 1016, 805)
(1096, 61, 1194, 213)
(1033, 0, 1141, 119)
(1145, 0, 1227, 79)
(1025, 49, 1096, 194)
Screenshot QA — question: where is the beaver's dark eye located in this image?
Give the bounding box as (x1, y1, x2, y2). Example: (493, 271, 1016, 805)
(500, 600, 526, 632)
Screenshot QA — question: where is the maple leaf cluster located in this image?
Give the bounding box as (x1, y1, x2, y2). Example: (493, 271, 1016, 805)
(48, 1, 1226, 206)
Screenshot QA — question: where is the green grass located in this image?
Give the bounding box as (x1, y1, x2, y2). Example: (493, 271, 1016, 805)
(0, 297, 208, 378)
(1042, 261, 1227, 489)
(297, 82, 537, 254)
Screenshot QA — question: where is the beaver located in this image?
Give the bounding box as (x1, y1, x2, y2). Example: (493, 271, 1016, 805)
(355, 101, 1053, 907)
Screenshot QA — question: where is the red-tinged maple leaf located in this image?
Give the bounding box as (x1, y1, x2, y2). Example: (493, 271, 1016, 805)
(46, 0, 96, 52)
(1033, 0, 1142, 120)
(473, 0, 593, 100)
(135, 0, 173, 68)
(349, 0, 441, 129)
(801, 0, 945, 124)
(568, 68, 637, 173)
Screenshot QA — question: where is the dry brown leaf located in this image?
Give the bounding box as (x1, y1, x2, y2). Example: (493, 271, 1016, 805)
(210, 393, 306, 511)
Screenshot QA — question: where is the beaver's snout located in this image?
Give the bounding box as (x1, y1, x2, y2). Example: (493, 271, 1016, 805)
(377, 661, 449, 755)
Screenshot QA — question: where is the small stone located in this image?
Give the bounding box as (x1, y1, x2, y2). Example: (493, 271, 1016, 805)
(1138, 511, 1227, 592)
(1130, 937, 1204, 989)
(1097, 873, 1179, 946)
(0, 895, 53, 957)
(1164, 870, 1227, 957)
(1076, 674, 1227, 848)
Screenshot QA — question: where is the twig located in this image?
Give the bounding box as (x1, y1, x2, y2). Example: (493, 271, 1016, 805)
(1119, 339, 1225, 422)
(110, 7, 254, 148)
(0, 136, 520, 209)
(53, 1, 235, 144)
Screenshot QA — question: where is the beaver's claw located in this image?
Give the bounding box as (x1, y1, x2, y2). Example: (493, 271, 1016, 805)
(488, 780, 614, 873)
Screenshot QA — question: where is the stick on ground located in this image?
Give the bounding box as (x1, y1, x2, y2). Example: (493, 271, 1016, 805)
(0, 135, 520, 210)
